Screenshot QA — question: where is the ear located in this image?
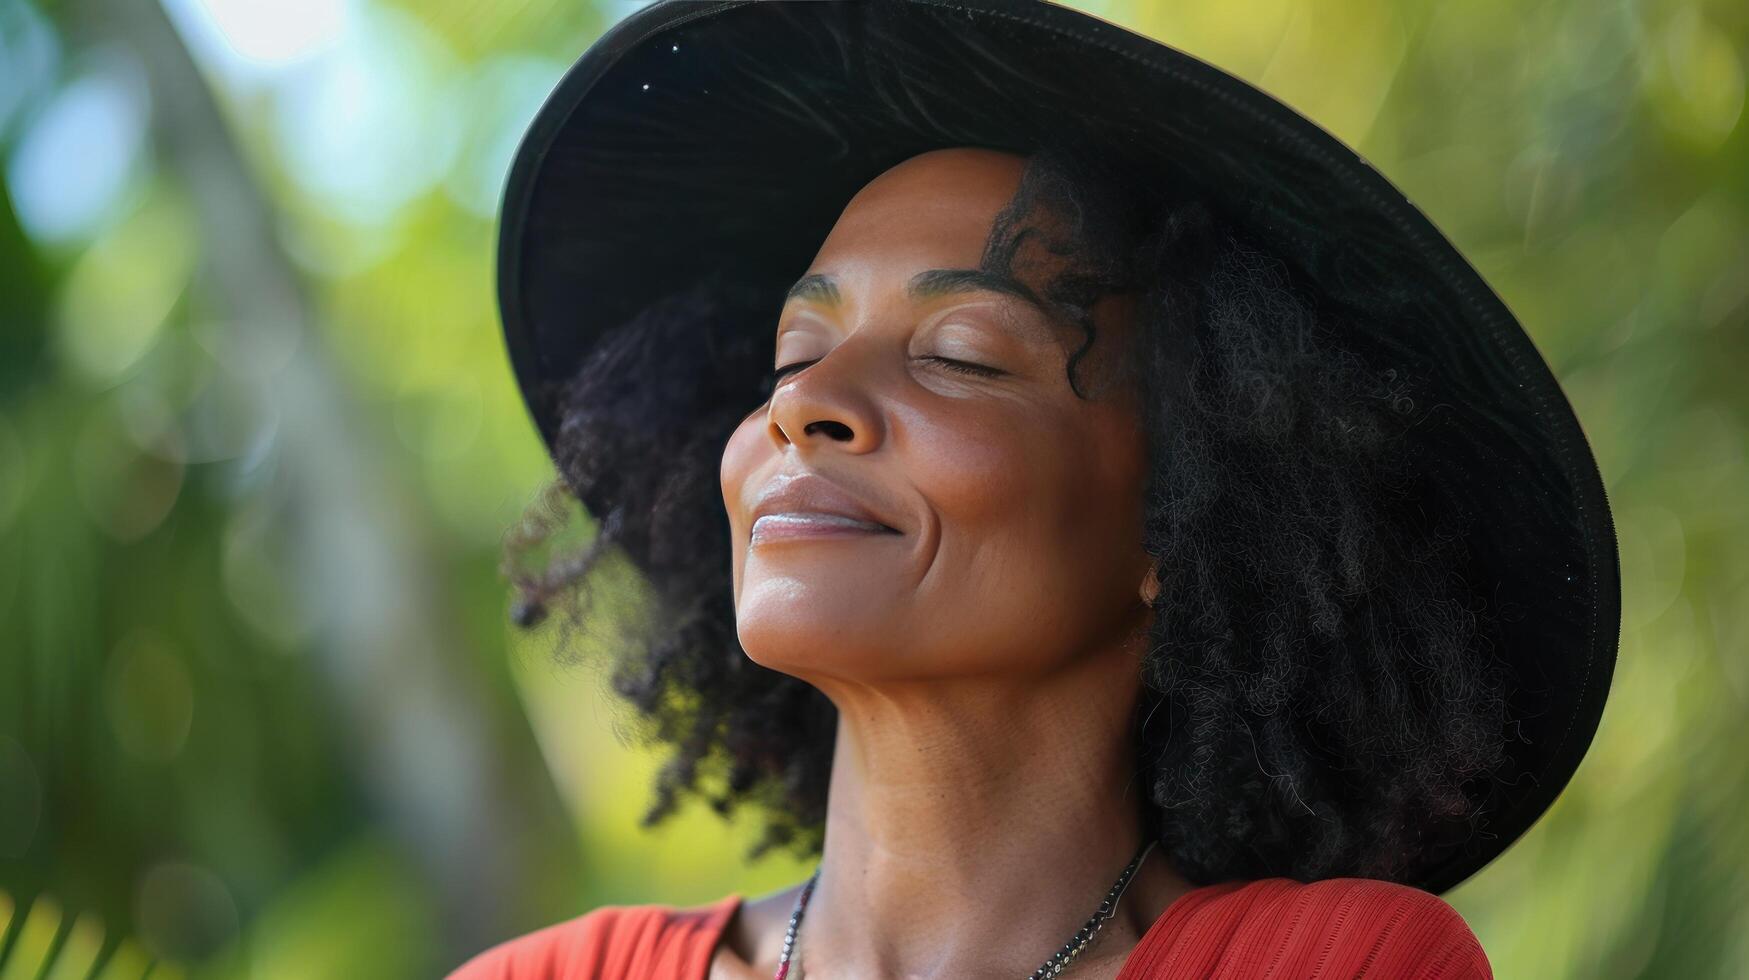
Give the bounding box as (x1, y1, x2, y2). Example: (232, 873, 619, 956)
(1139, 561, 1160, 605)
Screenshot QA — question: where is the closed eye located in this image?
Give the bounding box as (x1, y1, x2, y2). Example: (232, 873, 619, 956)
(917, 355, 1003, 378)
(757, 359, 811, 399)
(761, 355, 1003, 394)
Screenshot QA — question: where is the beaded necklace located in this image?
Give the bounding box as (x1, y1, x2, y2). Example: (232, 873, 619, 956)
(773, 840, 1155, 980)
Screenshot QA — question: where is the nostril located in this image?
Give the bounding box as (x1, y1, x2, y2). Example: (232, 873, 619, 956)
(803, 419, 854, 440)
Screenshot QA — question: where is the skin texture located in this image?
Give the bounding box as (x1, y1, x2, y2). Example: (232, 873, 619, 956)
(713, 147, 1195, 979)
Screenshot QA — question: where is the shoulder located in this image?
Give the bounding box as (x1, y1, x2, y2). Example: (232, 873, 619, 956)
(445, 894, 742, 980)
(1125, 877, 1492, 979)
(1295, 877, 1492, 977)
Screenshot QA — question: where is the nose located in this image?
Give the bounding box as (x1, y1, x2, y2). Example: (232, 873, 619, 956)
(765, 337, 885, 455)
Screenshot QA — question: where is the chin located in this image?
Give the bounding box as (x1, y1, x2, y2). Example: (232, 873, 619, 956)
(736, 614, 906, 684)
(737, 617, 865, 669)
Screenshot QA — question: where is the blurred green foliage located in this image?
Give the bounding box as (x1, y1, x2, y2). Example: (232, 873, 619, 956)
(0, 0, 1743, 976)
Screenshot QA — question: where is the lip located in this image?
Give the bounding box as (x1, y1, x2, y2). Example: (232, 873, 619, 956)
(749, 472, 903, 543)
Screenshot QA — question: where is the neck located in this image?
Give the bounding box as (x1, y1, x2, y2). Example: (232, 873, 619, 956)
(794, 642, 1185, 978)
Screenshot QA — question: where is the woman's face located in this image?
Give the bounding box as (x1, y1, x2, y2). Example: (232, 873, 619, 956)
(720, 146, 1153, 686)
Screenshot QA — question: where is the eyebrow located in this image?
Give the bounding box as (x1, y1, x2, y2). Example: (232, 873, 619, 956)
(783, 268, 1050, 315)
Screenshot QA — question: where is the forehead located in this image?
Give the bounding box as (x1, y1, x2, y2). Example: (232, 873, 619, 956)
(806, 148, 1031, 279)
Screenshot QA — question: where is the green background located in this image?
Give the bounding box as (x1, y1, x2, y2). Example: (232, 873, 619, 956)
(1, 0, 1744, 975)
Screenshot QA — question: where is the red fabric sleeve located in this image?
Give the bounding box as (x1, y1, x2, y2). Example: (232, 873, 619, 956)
(443, 894, 742, 980)
(1117, 876, 1493, 979)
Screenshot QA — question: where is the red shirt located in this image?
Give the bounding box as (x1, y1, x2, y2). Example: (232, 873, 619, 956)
(448, 876, 1493, 979)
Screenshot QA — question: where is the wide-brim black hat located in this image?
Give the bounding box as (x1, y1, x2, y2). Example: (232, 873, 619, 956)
(495, 0, 1619, 897)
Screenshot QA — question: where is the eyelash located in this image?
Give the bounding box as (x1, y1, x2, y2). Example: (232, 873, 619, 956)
(761, 355, 1002, 392)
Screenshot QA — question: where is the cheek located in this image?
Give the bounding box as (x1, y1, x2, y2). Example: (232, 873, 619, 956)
(913, 416, 1055, 535)
(720, 413, 763, 506)
(911, 405, 1146, 645)
(720, 414, 772, 591)
(912, 396, 1130, 548)
(913, 412, 1090, 592)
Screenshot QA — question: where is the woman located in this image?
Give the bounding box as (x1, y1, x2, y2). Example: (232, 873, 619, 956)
(453, 2, 1619, 977)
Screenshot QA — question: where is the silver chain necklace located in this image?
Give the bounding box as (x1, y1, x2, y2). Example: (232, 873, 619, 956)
(773, 839, 1155, 980)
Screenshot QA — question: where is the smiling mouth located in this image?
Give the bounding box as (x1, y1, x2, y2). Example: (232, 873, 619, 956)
(751, 513, 902, 542)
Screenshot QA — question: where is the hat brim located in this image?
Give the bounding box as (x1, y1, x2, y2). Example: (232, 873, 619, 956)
(497, 0, 1619, 896)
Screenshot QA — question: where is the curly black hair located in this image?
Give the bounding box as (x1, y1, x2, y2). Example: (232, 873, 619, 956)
(499, 139, 1516, 887)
